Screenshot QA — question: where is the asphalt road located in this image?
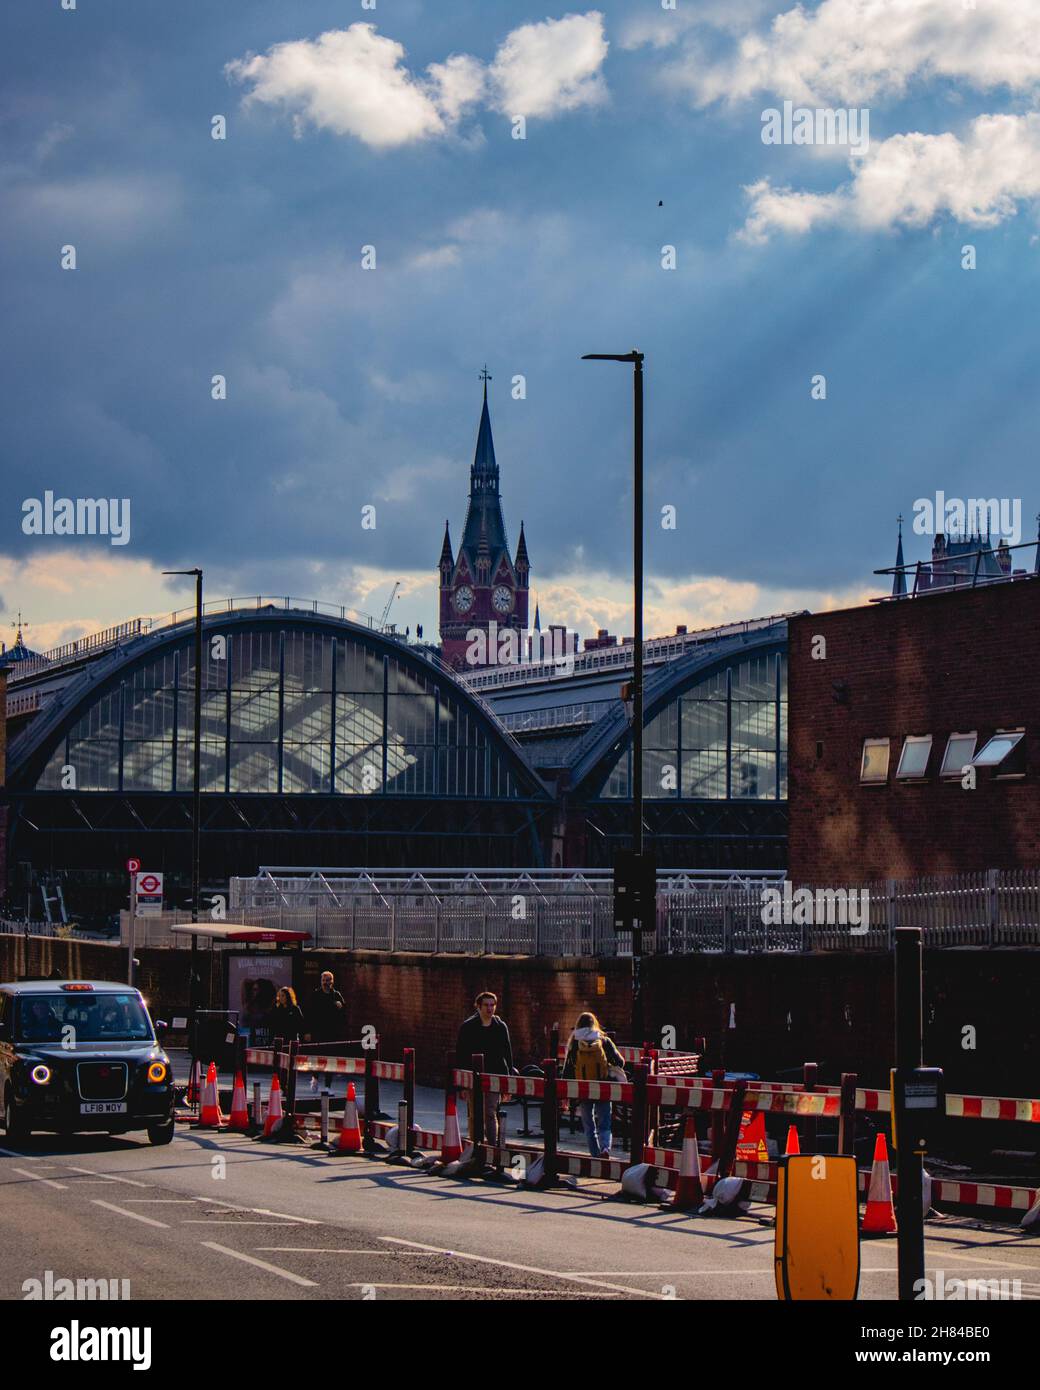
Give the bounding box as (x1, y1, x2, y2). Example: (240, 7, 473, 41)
(3, 1127, 1040, 1302)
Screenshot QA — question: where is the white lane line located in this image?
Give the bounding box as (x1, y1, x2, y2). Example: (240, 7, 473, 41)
(183, 1220, 308, 1226)
(256, 1248, 446, 1255)
(192, 1197, 319, 1224)
(343, 1284, 622, 1296)
(13, 1167, 67, 1190)
(66, 1166, 150, 1188)
(380, 1237, 667, 1300)
(123, 1199, 197, 1204)
(201, 1241, 317, 1288)
(91, 1199, 169, 1228)
(923, 1247, 1040, 1276)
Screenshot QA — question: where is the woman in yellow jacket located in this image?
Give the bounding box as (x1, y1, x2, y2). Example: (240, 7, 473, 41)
(561, 1012, 627, 1158)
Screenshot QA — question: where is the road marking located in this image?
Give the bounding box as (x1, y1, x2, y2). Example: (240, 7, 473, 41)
(123, 1199, 197, 1204)
(183, 1220, 308, 1226)
(201, 1241, 318, 1287)
(343, 1283, 622, 1295)
(13, 1167, 67, 1190)
(66, 1166, 150, 1188)
(91, 1199, 169, 1228)
(257, 1248, 443, 1254)
(923, 1247, 1040, 1276)
(192, 1197, 319, 1224)
(380, 1237, 668, 1300)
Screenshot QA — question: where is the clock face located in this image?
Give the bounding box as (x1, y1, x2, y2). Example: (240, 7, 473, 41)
(453, 585, 474, 614)
(492, 585, 513, 614)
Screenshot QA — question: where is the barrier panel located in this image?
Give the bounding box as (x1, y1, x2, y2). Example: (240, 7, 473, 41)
(239, 1043, 1040, 1219)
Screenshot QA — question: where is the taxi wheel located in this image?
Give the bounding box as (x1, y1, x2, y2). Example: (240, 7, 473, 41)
(147, 1120, 174, 1146)
(3, 1089, 31, 1141)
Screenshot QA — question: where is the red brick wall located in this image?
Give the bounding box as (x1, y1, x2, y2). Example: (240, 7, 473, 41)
(789, 580, 1040, 883)
(2, 938, 1038, 1095)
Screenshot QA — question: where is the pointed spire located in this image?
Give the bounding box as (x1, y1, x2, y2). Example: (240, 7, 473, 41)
(439, 519, 453, 568)
(892, 515, 907, 598)
(515, 519, 529, 573)
(534, 598, 541, 632)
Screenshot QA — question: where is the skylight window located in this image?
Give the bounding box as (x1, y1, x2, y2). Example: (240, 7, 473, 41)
(940, 733, 976, 778)
(860, 738, 890, 783)
(973, 730, 1024, 769)
(896, 735, 932, 779)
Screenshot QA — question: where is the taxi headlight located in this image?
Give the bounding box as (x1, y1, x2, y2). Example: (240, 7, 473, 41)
(147, 1061, 168, 1084)
(30, 1064, 52, 1085)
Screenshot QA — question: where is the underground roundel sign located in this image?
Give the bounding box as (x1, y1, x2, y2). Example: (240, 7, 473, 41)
(136, 873, 163, 896)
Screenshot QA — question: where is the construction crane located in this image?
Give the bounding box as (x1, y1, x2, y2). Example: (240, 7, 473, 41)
(379, 581, 401, 632)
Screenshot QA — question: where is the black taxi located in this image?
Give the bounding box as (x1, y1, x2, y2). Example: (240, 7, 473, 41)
(0, 980, 174, 1144)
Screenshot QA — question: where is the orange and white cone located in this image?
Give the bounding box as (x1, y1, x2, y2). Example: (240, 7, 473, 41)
(670, 1112, 704, 1211)
(330, 1081, 362, 1153)
(262, 1074, 285, 1138)
(861, 1132, 897, 1236)
(441, 1090, 463, 1164)
(784, 1125, 800, 1156)
(196, 1062, 224, 1128)
(227, 1071, 250, 1131)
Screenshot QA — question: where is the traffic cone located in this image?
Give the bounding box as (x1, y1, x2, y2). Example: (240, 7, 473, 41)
(861, 1132, 897, 1236)
(441, 1090, 463, 1164)
(784, 1125, 800, 1155)
(196, 1062, 224, 1128)
(262, 1074, 285, 1138)
(669, 1112, 704, 1211)
(227, 1071, 250, 1132)
(330, 1081, 363, 1153)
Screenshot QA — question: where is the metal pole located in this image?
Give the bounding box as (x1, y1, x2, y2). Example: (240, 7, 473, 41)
(894, 927, 925, 1300)
(631, 355, 645, 1047)
(191, 569, 203, 926)
(127, 869, 137, 987)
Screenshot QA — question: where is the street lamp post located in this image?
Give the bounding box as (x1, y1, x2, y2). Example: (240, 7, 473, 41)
(583, 351, 646, 1044)
(163, 568, 203, 1059)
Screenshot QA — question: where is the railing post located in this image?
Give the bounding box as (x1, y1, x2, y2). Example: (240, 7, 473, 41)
(283, 1038, 299, 1142)
(838, 1072, 857, 1156)
(403, 1047, 416, 1154)
(471, 1051, 485, 1163)
(542, 1057, 559, 1185)
(801, 1061, 818, 1152)
(710, 1067, 726, 1160)
(629, 1062, 649, 1168)
(362, 1049, 377, 1152)
(434, 902, 440, 955)
(886, 877, 897, 949)
(986, 867, 998, 947)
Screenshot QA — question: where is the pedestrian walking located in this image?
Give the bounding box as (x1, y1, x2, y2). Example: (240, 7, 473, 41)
(455, 991, 514, 1146)
(270, 987, 305, 1042)
(305, 970, 347, 1093)
(561, 1012, 626, 1158)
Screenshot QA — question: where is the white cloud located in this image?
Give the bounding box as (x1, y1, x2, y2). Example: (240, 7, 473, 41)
(649, 0, 1040, 108)
(488, 12, 608, 117)
(226, 25, 455, 149)
(740, 113, 1040, 241)
(226, 16, 608, 148)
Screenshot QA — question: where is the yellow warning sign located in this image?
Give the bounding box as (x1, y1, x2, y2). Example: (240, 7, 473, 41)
(774, 1154, 860, 1300)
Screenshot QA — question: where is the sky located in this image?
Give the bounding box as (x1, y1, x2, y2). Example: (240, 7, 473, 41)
(2, 0, 1040, 653)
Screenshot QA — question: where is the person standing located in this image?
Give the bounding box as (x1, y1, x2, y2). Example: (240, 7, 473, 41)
(455, 991, 513, 1146)
(271, 986, 305, 1042)
(305, 970, 347, 1093)
(561, 1012, 626, 1159)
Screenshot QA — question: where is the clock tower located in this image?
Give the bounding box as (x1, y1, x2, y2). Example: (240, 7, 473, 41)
(439, 371, 530, 670)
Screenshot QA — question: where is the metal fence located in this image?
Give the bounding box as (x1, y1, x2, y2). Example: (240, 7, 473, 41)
(110, 867, 1040, 954)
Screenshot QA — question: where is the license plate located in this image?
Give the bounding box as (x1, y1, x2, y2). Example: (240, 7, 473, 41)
(80, 1102, 128, 1115)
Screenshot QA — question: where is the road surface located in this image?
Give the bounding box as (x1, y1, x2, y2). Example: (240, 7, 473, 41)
(3, 1126, 1040, 1301)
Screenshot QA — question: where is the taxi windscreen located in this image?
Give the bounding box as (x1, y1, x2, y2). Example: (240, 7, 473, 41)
(14, 993, 153, 1043)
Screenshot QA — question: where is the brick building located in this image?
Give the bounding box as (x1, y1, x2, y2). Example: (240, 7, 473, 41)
(788, 575, 1040, 883)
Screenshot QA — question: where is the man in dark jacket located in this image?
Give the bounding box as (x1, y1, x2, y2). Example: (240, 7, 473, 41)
(456, 991, 513, 1144)
(305, 971, 347, 1093)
